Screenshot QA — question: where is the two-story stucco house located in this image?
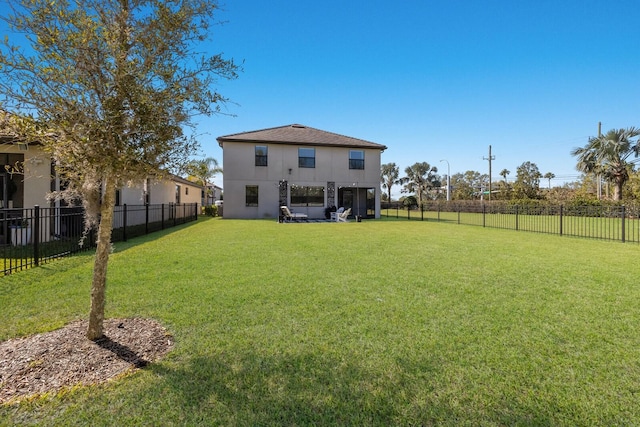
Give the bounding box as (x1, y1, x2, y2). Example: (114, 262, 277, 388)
(217, 124, 387, 220)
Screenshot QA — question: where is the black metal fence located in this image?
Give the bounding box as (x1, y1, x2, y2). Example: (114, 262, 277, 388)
(381, 201, 640, 243)
(1, 203, 198, 275)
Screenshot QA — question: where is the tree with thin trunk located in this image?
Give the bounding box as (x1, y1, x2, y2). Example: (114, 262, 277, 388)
(380, 162, 399, 203)
(499, 169, 510, 183)
(0, 0, 239, 340)
(185, 157, 222, 204)
(543, 172, 555, 189)
(571, 127, 640, 200)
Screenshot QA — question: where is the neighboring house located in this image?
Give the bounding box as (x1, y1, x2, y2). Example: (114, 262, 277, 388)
(0, 137, 202, 243)
(0, 140, 51, 210)
(117, 175, 203, 207)
(217, 124, 387, 219)
(201, 183, 222, 206)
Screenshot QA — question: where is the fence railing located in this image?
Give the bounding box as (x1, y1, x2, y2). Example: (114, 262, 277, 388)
(381, 201, 640, 243)
(1, 203, 198, 275)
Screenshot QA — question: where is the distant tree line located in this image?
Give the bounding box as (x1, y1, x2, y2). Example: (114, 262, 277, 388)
(381, 126, 640, 205)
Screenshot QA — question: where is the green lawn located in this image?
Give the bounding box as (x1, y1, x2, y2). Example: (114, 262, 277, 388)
(382, 207, 640, 242)
(2, 217, 640, 426)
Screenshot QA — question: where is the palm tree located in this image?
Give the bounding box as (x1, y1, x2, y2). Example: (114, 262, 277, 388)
(497, 169, 511, 199)
(499, 169, 510, 183)
(571, 127, 640, 200)
(543, 172, 555, 189)
(184, 157, 222, 204)
(401, 162, 440, 204)
(380, 163, 400, 203)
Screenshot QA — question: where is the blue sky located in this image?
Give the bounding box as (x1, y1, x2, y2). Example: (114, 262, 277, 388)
(2, 1, 638, 192)
(199, 0, 640, 190)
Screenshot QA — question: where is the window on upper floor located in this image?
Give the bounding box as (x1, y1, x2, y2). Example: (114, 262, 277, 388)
(255, 145, 268, 166)
(349, 150, 364, 170)
(245, 185, 259, 206)
(298, 147, 315, 168)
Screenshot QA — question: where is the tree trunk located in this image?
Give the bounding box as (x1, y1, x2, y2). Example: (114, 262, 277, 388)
(615, 179, 624, 201)
(87, 175, 117, 341)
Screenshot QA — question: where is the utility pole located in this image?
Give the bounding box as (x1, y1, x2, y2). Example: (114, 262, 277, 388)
(597, 122, 601, 199)
(440, 159, 450, 201)
(484, 145, 495, 201)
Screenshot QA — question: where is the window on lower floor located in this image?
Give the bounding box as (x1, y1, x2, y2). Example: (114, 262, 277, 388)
(290, 185, 324, 207)
(245, 185, 259, 206)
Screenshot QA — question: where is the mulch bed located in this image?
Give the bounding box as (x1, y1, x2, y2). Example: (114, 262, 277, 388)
(0, 318, 173, 404)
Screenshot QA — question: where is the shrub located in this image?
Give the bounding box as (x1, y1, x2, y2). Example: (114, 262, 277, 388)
(203, 204, 218, 217)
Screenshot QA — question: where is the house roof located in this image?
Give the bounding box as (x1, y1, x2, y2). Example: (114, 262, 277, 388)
(172, 174, 205, 189)
(217, 124, 387, 151)
(0, 110, 43, 146)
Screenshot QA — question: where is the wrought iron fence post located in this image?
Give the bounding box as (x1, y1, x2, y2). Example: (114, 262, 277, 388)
(123, 204, 128, 242)
(559, 205, 563, 236)
(622, 205, 626, 243)
(145, 203, 150, 234)
(161, 203, 165, 230)
(421, 203, 424, 221)
(515, 205, 519, 231)
(482, 203, 486, 227)
(33, 205, 40, 266)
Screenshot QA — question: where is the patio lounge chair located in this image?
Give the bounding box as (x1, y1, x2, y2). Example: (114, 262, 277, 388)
(280, 206, 308, 222)
(336, 208, 351, 222)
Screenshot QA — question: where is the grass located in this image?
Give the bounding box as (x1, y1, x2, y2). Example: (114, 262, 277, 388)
(382, 207, 640, 242)
(2, 217, 640, 425)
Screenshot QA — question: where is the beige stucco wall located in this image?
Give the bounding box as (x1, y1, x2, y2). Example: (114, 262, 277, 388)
(0, 144, 51, 209)
(222, 141, 383, 219)
(119, 178, 202, 207)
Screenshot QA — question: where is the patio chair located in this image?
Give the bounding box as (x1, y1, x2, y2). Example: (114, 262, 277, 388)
(330, 207, 344, 221)
(280, 206, 308, 222)
(336, 208, 351, 222)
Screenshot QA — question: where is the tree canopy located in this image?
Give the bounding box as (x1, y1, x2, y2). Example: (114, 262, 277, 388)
(401, 162, 440, 203)
(513, 161, 542, 199)
(0, 0, 239, 339)
(449, 170, 487, 200)
(185, 156, 222, 203)
(571, 127, 640, 200)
